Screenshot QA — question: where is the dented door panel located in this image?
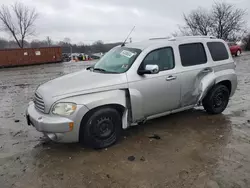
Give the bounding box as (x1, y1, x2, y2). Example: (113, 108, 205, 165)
(197, 71, 216, 101)
(180, 67, 216, 107)
(180, 68, 237, 108)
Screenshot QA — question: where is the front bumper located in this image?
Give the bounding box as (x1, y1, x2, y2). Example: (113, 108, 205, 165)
(26, 102, 79, 143)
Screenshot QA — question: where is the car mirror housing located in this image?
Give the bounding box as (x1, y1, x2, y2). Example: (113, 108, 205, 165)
(138, 64, 159, 75)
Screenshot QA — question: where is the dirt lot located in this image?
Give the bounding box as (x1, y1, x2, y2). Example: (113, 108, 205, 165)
(0, 53, 250, 188)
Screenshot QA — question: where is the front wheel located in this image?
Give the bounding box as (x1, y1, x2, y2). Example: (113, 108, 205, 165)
(80, 107, 122, 149)
(202, 85, 230, 114)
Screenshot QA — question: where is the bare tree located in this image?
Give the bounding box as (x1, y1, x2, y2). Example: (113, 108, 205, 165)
(0, 2, 38, 48)
(0, 38, 8, 49)
(63, 37, 72, 55)
(63, 37, 71, 45)
(181, 2, 246, 40)
(171, 26, 192, 37)
(92, 40, 106, 53)
(242, 33, 250, 51)
(183, 8, 212, 36)
(46, 36, 52, 46)
(211, 2, 246, 40)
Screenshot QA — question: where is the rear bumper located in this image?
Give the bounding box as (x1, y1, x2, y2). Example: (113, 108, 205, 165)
(26, 102, 88, 143)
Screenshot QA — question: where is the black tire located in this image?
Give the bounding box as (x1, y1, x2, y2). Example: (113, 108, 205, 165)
(235, 50, 241, 57)
(202, 84, 230, 114)
(80, 107, 122, 149)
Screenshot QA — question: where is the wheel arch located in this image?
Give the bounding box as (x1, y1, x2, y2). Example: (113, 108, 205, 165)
(79, 103, 127, 142)
(217, 80, 232, 95)
(214, 69, 237, 97)
(198, 70, 236, 103)
(78, 89, 133, 142)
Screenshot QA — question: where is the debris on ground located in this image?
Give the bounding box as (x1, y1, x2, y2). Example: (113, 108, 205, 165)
(127, 156, 135, 161)
(13, 131, 22, 137)
(14, 120, 20, 123)
(14, 83, 29, 88)
(15, 156, 20, 161)
(148, 134, 161, 140)
(140, 156, 145, 161)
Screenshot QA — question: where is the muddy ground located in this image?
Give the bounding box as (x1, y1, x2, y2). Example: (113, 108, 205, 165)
(0, 53, 250, 188)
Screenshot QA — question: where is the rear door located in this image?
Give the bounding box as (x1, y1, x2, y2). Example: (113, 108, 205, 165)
(178, 42, 210, 107)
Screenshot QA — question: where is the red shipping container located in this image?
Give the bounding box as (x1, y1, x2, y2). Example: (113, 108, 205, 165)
(0, 47, 62, 68)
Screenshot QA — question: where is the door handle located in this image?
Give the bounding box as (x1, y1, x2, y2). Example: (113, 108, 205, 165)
(166, 75, 177, 81)
(202, 68, 212, 73)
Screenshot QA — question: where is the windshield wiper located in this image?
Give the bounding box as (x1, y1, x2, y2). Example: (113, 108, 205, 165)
(92, 67, 118, 74)
(86, 66, 93, 70)
(93, 68, 107, 72)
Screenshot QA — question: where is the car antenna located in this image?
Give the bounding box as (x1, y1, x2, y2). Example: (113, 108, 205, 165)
(121, 26, 135, 47)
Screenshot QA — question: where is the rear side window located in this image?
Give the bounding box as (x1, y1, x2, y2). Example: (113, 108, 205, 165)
(179, 43, 207, 67)
(207, 42, 229, 61)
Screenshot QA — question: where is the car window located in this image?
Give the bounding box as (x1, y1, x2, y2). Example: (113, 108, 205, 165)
(207, 42, 229, 61)
(179, 43, 207, 67)
(142, 47, 175, 71)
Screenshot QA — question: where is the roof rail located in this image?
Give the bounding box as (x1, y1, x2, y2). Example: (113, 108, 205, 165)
(168, 36, 216, 41)
(149, 37, 169, 40)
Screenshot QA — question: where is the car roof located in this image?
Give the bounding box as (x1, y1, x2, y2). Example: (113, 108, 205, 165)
(125, 36, 224, 50)
(125, 39, 171, 50)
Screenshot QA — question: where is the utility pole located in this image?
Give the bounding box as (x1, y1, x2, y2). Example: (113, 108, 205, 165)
(68, 44, 72, 60)
(70, 45, 72, 57)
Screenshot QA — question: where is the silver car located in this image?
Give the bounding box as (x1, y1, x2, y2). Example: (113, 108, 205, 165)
(26, 36, 237, 149)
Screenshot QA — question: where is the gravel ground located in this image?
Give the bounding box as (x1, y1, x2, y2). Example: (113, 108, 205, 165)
(0, 53, 250, 188)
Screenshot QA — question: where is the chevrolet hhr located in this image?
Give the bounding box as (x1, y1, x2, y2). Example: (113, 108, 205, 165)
(26, 36, 237, 148)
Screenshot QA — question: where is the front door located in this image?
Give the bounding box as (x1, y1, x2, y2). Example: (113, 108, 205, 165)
(128, 47, 181, 119)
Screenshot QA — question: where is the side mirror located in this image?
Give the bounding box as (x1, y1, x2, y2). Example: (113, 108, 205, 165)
(138, 64, 159, 75)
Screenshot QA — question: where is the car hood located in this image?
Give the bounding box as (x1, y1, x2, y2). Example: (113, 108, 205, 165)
(36, 69, 128, 111)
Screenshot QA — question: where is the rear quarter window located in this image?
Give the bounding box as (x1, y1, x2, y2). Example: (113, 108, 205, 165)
(207, 42, 229, 61)
(179, 43, 207, 67)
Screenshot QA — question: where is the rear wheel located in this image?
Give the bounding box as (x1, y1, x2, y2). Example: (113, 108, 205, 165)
(236, 50, 241, 56)
(202, 84, 230, 114)
(80, 107, 122, 149)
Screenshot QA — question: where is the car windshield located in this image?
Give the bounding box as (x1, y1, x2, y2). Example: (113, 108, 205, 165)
(93, 47, 141, 73)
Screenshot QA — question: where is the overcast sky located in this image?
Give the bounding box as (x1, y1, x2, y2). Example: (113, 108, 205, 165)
(0, 0, 249, 44)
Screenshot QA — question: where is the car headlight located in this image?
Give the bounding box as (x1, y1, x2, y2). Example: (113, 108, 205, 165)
(52, 103, 77, 116)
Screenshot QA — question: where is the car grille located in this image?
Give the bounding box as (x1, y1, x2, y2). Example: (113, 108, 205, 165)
(34, 92, 45, 113)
